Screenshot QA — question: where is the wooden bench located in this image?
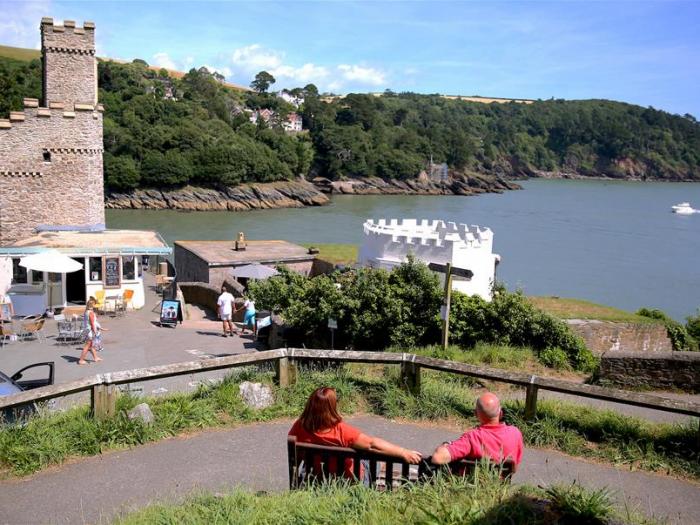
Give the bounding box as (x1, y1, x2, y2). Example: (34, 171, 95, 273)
(287, 436, 515, 490)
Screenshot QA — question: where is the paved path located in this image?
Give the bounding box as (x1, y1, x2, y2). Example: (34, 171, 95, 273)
(0, 416, 697, 525)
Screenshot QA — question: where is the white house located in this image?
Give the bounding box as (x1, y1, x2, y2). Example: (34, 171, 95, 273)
(283, 112, 303, 132)
(279, 90, 304, 107)
(358, 218, 500, 300)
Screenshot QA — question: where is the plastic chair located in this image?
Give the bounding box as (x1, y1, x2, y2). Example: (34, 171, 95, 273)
(116, 289, 134, 316)
(0, 322, 16, 346)
(19, 318, 45, 343)
(94, 290, 106, 313)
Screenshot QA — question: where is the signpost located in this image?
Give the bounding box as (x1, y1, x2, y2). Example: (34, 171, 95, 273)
(428, 262, 473, 350)
(328, 318, 338, 350)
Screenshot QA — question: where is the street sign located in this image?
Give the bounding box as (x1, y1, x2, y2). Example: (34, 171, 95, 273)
(428, 262, 473, 279)
(328, 318, 338, 330)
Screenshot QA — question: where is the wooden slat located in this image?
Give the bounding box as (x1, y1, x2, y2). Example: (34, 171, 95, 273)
(105, 348, 287, 385)
(288, 348, 405, 365)
(385, 461, 394, 491)
(401, 461, 410, 482)
(0, 376, 99, 409)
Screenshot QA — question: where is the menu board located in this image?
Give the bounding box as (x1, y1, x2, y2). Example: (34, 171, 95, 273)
(160, 299, 180, 326)
(103, 256, 121, 288)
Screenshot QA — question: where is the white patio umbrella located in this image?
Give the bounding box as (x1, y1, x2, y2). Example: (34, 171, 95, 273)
(20, 250, 84, 311)
(231, 263, 279, 280)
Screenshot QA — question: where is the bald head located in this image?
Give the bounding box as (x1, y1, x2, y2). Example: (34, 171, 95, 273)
(475, 392, 501, 424)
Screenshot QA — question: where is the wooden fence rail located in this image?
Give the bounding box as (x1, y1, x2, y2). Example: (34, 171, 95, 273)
(1, 349, 699, 435)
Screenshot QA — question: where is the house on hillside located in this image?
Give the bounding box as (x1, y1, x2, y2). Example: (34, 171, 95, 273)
(283, 112, 303, 132)
(249, 108, 275, 125)
(279, 90, 304, 107)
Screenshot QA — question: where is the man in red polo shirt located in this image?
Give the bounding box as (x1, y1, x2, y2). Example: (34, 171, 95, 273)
(430, 392, 523, 471)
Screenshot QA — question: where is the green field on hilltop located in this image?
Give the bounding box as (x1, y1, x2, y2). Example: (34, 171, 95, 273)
(0, 45, 40, 61)
(527, 296, 659, 323)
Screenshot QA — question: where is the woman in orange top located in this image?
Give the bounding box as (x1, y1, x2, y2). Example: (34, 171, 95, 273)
(288, 386, 422, 479)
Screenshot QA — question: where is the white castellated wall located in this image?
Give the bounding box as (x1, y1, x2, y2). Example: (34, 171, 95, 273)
(358, 219, 500, 300)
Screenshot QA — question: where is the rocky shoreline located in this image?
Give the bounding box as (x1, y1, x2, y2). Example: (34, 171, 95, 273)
(105, 173, 521, 211)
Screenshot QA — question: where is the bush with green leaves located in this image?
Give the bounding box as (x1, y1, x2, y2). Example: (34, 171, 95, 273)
(636, 307, 698, 351)
(250, 260, 596, 371)
(450, 287, 597, 372)
(686, 309, 700, 342)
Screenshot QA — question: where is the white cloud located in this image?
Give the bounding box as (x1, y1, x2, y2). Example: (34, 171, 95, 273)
(228, 43, 387, 92)
(232, 44, 283, 71)
(0, 0, 52, 49)
(337, 64, 386, 86)
(152, 52, 177, 70)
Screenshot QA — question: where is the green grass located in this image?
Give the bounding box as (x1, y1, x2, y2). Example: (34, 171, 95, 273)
(117, 475, 654, 525)
(1, 362, 697, 481)
(301, 243, 358, 265)
(0, 45, 40, 61)
(528, 296, 659, 323)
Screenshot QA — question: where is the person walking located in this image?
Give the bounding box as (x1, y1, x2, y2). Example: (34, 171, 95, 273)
(217, 286, 236, 337)
(78, 297, 106, 365)
(241, 296, 256, 336)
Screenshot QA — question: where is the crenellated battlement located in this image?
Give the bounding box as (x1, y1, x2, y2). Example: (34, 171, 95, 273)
(0, 98, 104, 130)
(359, 218, 500, 301)
(0, 17, 104, 245)
(362, 218, 493, 249)
(41, 18, 97, 106)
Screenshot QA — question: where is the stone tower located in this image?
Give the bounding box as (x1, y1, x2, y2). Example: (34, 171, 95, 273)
(0, 18, 105, 246)
(41, 17, 98, 106)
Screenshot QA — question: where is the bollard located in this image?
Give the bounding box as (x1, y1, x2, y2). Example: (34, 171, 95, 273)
(275, 357, 297, 387)
(524, 383, 539, 420)
(400, 361, 421, 396)
(91, 383, 117, 420)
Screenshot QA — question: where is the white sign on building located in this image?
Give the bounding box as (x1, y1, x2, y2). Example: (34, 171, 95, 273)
(358, 218, 500, 300)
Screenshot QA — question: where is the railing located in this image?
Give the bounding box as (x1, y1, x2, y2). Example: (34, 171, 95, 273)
(1, 348, 698, 446)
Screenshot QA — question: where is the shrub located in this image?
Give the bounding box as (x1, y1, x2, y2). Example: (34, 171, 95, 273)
(451, 288, 597, 372)
(637, 307, 698, 351)
(686, 309, 700, 341)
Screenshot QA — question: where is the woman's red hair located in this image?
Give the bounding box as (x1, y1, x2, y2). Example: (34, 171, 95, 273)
(299, 387, 342, 433)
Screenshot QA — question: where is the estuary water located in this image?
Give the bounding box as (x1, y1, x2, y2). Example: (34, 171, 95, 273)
(106, 180, 700, 321)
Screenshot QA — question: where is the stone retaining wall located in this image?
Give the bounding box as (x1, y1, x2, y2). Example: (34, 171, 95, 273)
(566, 319, 671, 354)
(599, 351, 700, 392)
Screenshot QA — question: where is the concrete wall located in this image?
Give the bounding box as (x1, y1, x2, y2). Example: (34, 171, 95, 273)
(567, 319, 672, 354)
(0, 19, 103, 245)
(599, 351, 700, 392)
(359, 218, 498, 300)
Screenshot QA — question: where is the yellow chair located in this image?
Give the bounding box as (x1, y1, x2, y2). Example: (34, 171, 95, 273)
(93, 290, 106, 313)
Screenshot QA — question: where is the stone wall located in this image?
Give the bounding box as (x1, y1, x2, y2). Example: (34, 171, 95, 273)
(566, 319, 671, 354)
(599, 351, 700, 392)
(0, 18, 103, 246)
(174, 244, 211, 283)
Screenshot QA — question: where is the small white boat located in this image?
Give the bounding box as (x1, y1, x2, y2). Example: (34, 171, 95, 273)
(671, 202, 696, 214)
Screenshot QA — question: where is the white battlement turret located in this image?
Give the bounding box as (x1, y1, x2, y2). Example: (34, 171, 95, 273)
(359, 218, 500, 300)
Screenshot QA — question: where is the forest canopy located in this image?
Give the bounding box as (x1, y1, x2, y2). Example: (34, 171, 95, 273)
(1, 55, 698, 190)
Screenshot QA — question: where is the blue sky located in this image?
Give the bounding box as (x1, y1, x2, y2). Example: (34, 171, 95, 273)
(2, 0, 699, 116)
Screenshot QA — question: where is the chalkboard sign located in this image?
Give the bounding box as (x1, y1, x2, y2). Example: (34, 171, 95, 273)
(103, 256, 121, 288)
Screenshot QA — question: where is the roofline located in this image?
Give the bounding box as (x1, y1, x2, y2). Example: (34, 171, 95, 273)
(207, 254, 316, 267)
(0, 246, 172, 256)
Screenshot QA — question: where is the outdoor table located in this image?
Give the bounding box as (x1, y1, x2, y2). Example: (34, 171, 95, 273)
(104, 294, 122, 316)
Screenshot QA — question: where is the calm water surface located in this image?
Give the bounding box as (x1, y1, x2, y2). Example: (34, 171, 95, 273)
(107, 180, 700, 320)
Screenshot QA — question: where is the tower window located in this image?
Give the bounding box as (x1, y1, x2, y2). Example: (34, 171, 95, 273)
(43, 151, 51, 162)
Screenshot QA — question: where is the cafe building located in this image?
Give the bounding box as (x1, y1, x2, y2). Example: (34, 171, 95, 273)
(0, 228, 171, 314)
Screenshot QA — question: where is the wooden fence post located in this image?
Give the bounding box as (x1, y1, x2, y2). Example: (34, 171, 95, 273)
(400, 360, 421, 396)
(275, 357, 297, 387)
(91, 384, 117, 420)
(524, 381, 539, 420)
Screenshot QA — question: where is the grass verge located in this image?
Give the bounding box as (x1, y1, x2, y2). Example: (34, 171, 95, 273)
(1, 363, 697, 480)
(528, 296, 658, 323)
(117, 474, 654, 525)
(301, 243, 358, 265)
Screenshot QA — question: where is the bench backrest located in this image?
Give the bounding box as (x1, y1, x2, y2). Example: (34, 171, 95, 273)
(287, 436, 514, 490)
